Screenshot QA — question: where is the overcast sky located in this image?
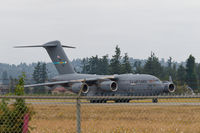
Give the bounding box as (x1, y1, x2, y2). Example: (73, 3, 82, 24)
(0, 0, 200, 64)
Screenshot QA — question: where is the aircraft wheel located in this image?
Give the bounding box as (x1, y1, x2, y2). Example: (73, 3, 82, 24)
(101, 100, 107, 103)
(90, 100, 95, 103)
(115, 100, 120, 103)
(152, 98, 158, 103)
(90, 100, 98, 103)
(121, 99, 129, 103)
(97, 100, 101, 103)
(115, 99, 129, 103)
(96, 100, 106, 103)
(125, 100, 130, 103)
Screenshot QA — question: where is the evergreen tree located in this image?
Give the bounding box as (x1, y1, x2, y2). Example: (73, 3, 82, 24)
(32, 62, 48, 94)
(177, 64, 186, 85)
(167, 57, 172, 69)
(2, 71, 8, 85)
(166, 57, 177, 81)
(88, 56, 99, 74)
(32, 62, 41, 84)
(81, 58, 90, 74)
(98, 55, 109, 75)
(167, 57, 173, 77)
(143, 52, 162, 78)
(109, 45, 122, 74)
(133, 61, 143, 74)
(41, 63, 48, 83)
(185, 55, 199, 91)
(32, 62, 41, 94)
(196, 63, 200, 85)
(171, 63, 177, 81)
(0, 73, 33, 133)
(121, 53, 133, 73)
(8, 76, 17, 93)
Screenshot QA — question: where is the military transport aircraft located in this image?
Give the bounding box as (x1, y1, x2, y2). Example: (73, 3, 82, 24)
(15, 40, 175, 103)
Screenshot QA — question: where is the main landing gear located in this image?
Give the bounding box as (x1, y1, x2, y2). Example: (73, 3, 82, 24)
(152, 98, 158, 103)
(115, 99, 130, 103)
(90, 100, 107, 103)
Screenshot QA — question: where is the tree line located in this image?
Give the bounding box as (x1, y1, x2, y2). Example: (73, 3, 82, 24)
(1, 45, 200, 94)
(81, 46, 200, 92)
(81, 46, 132, 75)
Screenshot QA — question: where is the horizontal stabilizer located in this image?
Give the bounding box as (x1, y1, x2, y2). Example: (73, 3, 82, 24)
(62, 45, 76, 48)
(14, 45, 47, 48)
(14, 45, 75, 48)
(14, 40, 76, 49)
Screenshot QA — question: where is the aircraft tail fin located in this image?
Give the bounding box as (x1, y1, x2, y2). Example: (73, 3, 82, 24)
(15, 40, 76, 75)
(169, 76, 173, 83)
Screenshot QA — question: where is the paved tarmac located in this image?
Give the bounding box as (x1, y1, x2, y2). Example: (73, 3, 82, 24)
(24, 100, 200, 106)
(3, 98, 200, 106)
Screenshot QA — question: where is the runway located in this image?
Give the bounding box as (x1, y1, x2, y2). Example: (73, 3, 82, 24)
(24, 99, 200, 106)
(2, 96, 200, 106)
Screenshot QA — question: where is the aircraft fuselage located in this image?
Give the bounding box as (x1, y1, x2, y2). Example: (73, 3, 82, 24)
(52, 73, 173, 96)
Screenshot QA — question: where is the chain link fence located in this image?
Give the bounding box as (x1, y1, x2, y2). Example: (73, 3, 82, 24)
(1, 95, 200, 133)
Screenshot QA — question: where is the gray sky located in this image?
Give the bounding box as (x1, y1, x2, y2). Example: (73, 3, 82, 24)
(0, 0, 200, 64)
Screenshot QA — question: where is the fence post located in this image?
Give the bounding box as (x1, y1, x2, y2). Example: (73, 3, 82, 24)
(76, 86, 84, 133)
(76, 96, 81, 133)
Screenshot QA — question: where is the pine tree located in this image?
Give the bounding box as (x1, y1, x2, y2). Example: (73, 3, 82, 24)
(196, 63, 200, 85)
(177, 64, 186, 85)
(143, 52, 162, 78)
(32, 62, 48, 94)
(33, 62, 41, 83)
(185, 55, 199, 91)
(81, 58, 89, 74)
(41, 63, 48, 83)
(9, 76, 17, 93)
(167, 57, 173, 77)
(170, 63, 177, 82)
(109, 45, 122, 74)
(2, 71, 8, 85)
(88, 56, 99, 74)
(133, 61, 143, 74)
(98, 55, 109, 75)
(167, 57, 172, 69)
(121, 53, 133, 74)
(165, 57, 177, 81)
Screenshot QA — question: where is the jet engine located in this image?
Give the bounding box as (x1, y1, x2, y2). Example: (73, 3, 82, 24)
(71, 82, 89, 94)
(164, 83, 176, 93)
(99, 81, 118, 92)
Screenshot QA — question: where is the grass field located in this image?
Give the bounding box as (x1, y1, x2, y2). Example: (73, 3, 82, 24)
(29, 103, 200, 133)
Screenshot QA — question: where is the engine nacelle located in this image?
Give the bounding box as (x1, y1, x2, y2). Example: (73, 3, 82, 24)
(164, 83, 176, 93)
(71, 83, 89, 94)
(99, 81, 118, 92)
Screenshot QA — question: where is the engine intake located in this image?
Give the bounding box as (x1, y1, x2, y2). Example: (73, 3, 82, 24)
(71, 83, 89, 94)
(164, 83, 176, 93)
(99, 81, 118, 92)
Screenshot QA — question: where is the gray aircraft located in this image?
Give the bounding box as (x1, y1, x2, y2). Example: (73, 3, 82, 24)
(15, 40, 175, 103)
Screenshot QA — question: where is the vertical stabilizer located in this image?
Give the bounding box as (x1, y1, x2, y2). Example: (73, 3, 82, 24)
(15, 40, 76, 75)
(44, 41, 76, 75)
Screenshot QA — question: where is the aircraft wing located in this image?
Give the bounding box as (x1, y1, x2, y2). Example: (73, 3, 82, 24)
(24, 81, 74, 88)
(69, 76, 116, 82)
(24, 76, 117, 88)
